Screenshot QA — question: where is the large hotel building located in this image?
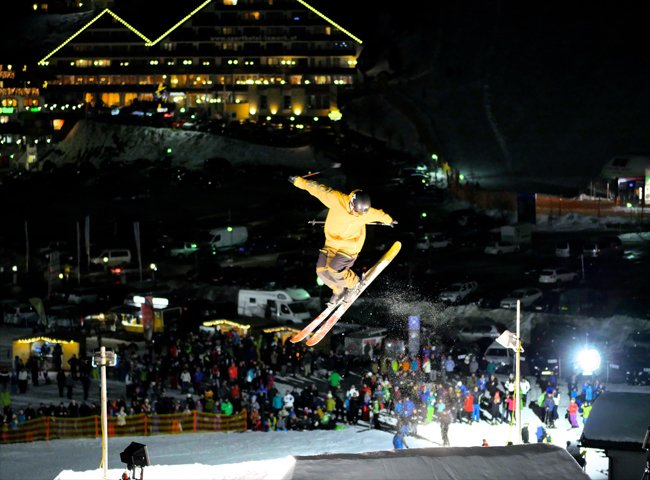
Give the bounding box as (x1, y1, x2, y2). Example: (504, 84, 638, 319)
(36, 0, 363, 123)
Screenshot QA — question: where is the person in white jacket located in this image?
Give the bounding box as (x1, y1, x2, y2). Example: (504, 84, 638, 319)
(283, 391, 295, 410)
(346, 385, 359, 399)
(520, 377, 531, 404)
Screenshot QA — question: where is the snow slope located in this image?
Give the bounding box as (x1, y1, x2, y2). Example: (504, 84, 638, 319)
(42, 120, 322, 170)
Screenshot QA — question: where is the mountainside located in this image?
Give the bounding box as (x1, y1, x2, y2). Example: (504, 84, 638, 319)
(350, 2, 650, 194)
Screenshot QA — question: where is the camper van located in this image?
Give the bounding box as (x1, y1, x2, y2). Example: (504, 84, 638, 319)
(237, 288, 312, 323)
(208, 226, 248, 251)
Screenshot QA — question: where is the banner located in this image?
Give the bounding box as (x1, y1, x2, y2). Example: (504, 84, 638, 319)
(407, 315, 420, 356)
(141, 295, 154, 341)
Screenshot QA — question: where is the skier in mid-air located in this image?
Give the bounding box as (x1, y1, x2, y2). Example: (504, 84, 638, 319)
(288, 175, 395, 307)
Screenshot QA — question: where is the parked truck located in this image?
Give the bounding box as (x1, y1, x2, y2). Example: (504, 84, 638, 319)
(237, 288, 313, 323)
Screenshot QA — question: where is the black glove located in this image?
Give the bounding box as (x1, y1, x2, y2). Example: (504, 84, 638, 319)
(390, 220, 399, 228)
(288, 176, 297, 184)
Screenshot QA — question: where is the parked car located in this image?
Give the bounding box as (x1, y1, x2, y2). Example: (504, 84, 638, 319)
(500, 287, 543, 309)
(555, 238, 585, 258)
(67, 287, 100, 305)
(622, 329, 650, 350)
(90, 249, 132, 267)
(47, 304, 80, 328)
(483, 340, 518, 371)
(484, 241, 520, 255)
(416, 232, 452, 251)
(456, 322, 503, 342)
(538, 267, 580, 284)
(439, 281, 479, 304)
(1, 301, 39, 327)
(531, 288, 563, 313)
(165, 240, 200, 258)
(582, 236, 623, 258)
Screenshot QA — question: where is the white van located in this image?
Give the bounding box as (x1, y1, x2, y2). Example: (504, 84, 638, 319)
(90, 249, 132, 267)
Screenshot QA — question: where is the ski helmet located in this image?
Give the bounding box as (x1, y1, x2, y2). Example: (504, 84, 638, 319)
(350, 190, 371, 214)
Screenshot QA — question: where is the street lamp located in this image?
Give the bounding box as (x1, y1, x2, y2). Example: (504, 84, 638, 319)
(149, 263, 157, 283)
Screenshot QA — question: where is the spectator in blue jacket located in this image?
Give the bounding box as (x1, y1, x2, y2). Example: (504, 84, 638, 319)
(393, 430, 408, 449)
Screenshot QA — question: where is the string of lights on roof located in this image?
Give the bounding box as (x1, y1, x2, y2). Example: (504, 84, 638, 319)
(38, 0, 362, 66)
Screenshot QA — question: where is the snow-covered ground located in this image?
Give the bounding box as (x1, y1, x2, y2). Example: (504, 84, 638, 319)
(3, 375, 638, 480)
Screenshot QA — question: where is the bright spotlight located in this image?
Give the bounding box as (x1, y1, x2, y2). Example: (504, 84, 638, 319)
(577, 348, 601, 375)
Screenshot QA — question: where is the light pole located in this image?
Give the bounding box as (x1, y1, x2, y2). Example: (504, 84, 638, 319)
(515, 300, 522, 444)
(94, 346, 117, 480)
(495, 300, 524, 444)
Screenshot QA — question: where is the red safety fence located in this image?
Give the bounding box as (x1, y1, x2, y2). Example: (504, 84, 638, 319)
(0, 410, 248, 444)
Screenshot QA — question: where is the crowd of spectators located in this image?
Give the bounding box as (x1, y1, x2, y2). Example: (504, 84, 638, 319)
(0, 327, 608, 445)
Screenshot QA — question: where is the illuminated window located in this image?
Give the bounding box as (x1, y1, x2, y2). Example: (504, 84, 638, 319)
(24, 98, 39, 107)
(243, 11, 260, 21)
(223, 0, 238, 5)
(1, 98, 17, 107)
(222, 43, 238, 52)
(0, 116, 8, 124)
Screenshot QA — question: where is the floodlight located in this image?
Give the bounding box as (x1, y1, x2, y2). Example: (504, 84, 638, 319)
(120, 442, 149, 469)
(577, 348, 601, 375)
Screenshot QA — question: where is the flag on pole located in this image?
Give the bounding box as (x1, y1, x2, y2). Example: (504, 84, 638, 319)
(496, 330, 524, 352)
(141, 295, 154, 341)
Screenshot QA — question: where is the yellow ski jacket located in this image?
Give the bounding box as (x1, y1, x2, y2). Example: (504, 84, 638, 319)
(292, 177, 393, 256)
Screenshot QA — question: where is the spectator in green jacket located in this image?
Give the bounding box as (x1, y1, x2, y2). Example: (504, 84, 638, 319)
(220, 398, 233, 416)
(328, 371, 341, 392)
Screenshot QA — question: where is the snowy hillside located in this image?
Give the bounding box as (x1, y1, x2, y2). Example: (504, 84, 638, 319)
(40, 120, 324, 170)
